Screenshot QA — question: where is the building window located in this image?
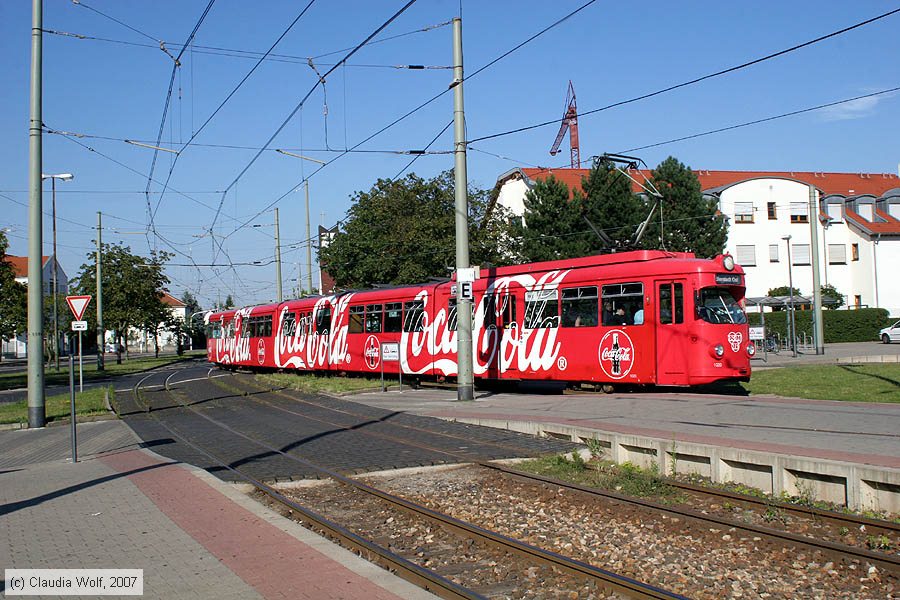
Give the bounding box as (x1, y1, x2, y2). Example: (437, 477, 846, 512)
(735, 245, 756, 266)
(769, 244, 779, 262)
(790, 202, 808, 223)
(792, 244, 811, 266)
(851, 243, 859, 261)
(734, 202, 753, 223)
(767, 202, 777, 220)
(828, 244, 846, 265)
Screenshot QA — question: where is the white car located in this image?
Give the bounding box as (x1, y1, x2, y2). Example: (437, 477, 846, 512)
(879, 320, 900, 344)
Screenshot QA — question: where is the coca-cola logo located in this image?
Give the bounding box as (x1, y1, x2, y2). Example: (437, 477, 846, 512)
(364, 335, 380, 369)
(257, 338, 266, 365)
(598, 329, 634, 380)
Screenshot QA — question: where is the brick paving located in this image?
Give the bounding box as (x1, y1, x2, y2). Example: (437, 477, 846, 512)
(0, 420, 438, 599)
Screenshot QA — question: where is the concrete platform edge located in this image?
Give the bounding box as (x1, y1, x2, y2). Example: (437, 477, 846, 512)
(439, 416, 900, 513)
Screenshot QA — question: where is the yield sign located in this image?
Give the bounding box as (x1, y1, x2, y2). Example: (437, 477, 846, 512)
(66, 295, 92, 321)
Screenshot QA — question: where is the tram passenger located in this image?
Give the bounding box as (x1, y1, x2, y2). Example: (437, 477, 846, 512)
(614, 307, 629, 325)
(633, 308, 644, 325)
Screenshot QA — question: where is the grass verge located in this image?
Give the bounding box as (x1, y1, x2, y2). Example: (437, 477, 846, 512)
(255, 372, 385, 395)
(0, 386, 114, 425)
(743, 363, 900, 402)
(514, 453, 684, 504)
(0, 352, 205, 391)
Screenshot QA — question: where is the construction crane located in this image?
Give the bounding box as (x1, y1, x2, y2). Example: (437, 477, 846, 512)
(549, 80, 580, 168)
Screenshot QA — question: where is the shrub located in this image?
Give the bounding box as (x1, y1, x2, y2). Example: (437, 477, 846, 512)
(748, 307, 890, 343)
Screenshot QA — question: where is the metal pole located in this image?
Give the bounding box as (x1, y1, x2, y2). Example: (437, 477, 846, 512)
(96, 212, 104, 371)
(78, 330, 83, 393)
(452, 17, 474, 402)
(27, 0, 45, 428)
(69, 353, 77, 463)
(274, 207, 283, 302)
(786, 240, 797, 358)
(306, 181, 313, 294)
(808, 185, 824, 354)
(52, 177, 59, 371)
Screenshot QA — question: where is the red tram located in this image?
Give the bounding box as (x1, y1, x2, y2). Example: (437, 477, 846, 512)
(206, 250, 752, 387)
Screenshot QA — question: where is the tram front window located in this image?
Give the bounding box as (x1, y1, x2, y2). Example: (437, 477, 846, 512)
(697, 287, 747, 324)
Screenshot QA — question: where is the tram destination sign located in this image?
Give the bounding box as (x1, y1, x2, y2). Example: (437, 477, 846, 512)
(715, 273, 742, 285)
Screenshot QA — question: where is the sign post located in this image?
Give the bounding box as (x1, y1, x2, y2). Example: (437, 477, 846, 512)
(380, 342, 401, 393)
(66, 296, 91, 397)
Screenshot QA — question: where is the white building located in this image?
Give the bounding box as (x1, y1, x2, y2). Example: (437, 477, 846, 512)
(1, 254, 68, 358)
(122, 292, 189, 353)
(494, 168, 900, 316)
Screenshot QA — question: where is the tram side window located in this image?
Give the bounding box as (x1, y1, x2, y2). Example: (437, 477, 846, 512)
(240, 317, 252, 338)
(658, 284, 683, 325)
(561, 286, 598, 327)
(348, 306, 364, 334)
(448, 299, 458, 331)
(524, 289, 559, 329)
(403, 300, 425, 332)
(601, 283, 644, 326)
(497, 294, 516, 328)
(384, 302, 403, 333)
(298, 311, 312, 334)
(208, 322, 222, 339)
(259, 315, 273, 337)
(224, 320, 234, 338)
(315, 306, 332, 334)
(365, 304, 382, 333)
(281, 312, 296, 337)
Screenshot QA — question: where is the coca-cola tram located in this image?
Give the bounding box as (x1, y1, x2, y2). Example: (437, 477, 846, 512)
(206, 250, 752, 388)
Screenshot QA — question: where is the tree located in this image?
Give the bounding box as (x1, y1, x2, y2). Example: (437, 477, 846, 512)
(71, 243, 172, 364)
(579, 158, 646, 250)
(319, 170, 518, 288)
(223, 294, 235, 309)
(820, 284, 845, 309)
(642, 156, 728, 258)
(767, 286, 802, 297)
(178, 290, 206, 351)
(515, 175, 588, 261)
(0, 231, 27, 359)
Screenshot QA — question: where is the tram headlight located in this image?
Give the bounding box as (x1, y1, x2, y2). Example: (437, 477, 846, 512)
(747, 343, 756, 357)
(722, 255, 735, 271)
(713, 344, 725, 358)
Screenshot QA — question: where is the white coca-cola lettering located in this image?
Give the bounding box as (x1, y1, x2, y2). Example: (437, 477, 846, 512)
(274, 296, 352, 370)
(213, 309, 252, 364)
(600, 347, 632, 362)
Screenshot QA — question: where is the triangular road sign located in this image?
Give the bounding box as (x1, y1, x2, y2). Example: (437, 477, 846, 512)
(66, 295, 92, 321)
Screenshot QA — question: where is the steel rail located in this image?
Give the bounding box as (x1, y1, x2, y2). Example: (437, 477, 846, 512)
(219, 372, 900, 542)
(152, 368, 686, 599)
(481, 463, 900, 575)
(129, 369, 483, 600)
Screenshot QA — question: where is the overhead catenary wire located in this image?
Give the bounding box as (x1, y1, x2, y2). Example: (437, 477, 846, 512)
(217, 0, 605, 248)
(467, 6, 900, 145)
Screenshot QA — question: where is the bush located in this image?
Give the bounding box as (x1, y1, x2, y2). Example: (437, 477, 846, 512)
(748, 308, 891, 343)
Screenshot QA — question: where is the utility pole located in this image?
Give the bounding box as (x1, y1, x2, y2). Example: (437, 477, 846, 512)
(808, 185, 824, 355)
(452, 17, 474, 402)
(306, 181, 312, 295)
(274, 207, 283, 302)
(96, 211, 104, 371)
(27, 0, 45, 428)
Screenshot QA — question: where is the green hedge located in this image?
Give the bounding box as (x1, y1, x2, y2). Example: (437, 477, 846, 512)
(747, 308, 891, 343)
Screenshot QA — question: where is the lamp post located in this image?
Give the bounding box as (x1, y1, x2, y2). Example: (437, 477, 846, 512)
(782, 235, 797, 358)
(42, 173, 73, 371)
(275, 150, 326, 295)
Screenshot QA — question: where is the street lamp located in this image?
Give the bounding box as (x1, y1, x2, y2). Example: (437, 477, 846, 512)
(782, 235, 797, 358)
(276, 150, 326, 295)
(42, 172, 74, 371)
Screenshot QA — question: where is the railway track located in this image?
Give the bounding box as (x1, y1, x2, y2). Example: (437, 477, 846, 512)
(125, 365, 685, 599)
(216, 370, 899, 574)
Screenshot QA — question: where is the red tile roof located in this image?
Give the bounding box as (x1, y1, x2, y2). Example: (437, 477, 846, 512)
(161, 292, 186, 307)
(844, 209, 900, 236)
(517, 168, 900, 197)
(4, 255, 49, 278)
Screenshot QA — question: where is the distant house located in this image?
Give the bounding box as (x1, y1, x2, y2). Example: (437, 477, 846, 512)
(6, 254, 68, 295)
(124, 292, 189, 352)
(1, 254, 68, 358)
(494, 168, 900, 316)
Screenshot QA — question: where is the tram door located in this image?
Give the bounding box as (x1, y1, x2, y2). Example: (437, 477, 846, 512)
(655, 281, 689, 386)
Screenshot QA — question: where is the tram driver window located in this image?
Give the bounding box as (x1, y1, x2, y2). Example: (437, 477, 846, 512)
(524, 289, 559, 329)
(561, 286, 598, 327)
(601, 283, 644, 326)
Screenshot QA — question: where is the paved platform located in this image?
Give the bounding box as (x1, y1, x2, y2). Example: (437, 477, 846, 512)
(0, 420, 437, 600)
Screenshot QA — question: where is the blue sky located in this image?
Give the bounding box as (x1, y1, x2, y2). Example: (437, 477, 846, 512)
(1, 1, 898, 308)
